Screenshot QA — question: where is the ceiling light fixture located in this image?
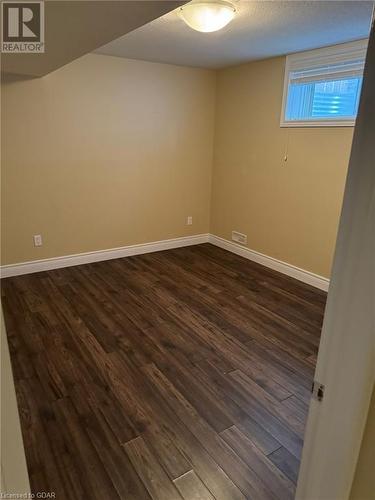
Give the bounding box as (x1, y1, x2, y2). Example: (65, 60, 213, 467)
(178, 1, 236, 33)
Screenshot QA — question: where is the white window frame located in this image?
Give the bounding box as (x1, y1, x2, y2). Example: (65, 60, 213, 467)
(280, 39, 368, 128)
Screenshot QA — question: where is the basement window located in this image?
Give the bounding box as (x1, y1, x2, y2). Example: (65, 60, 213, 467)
(280, 40, 367, 127)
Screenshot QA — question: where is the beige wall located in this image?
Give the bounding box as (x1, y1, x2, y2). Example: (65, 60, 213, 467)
(2, 52, 354, 278)
(350, 385, 375, 500)
(211, 56, 354, 278)
(1, 54, 215, 265)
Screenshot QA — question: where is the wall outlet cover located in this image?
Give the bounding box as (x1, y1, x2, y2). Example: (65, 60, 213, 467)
(33, 234, 43, 247)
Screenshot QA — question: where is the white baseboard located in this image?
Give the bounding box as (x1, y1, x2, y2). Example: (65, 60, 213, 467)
(208, 234, 329, 292)
(0, 232, 330, 291)
(0, 234, 209, 278)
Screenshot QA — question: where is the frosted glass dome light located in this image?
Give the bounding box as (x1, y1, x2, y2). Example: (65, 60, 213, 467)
(178, 1, 236, 33)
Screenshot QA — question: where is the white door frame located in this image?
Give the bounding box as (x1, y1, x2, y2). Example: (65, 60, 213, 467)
(1, 310, 31, 495)
(296, 18, 375, 500)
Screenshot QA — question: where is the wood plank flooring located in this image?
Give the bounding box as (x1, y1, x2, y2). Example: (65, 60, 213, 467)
(1, 244, 326, 500)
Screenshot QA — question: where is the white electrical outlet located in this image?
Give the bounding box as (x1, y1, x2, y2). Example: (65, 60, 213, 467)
(33, 234, 43, 247)
(187, 216, 193, 225)
(232, 231, 247, 245)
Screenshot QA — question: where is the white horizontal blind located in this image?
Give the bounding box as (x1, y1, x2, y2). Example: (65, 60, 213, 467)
(290, 59, 365, 85)
(281, 39, 368, 126)
(287, 41, 367, 85)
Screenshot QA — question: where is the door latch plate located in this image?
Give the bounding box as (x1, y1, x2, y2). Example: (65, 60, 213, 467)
(312, 380, 325, 401)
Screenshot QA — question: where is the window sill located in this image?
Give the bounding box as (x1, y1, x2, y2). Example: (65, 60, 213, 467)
(280, 119, 356, 128)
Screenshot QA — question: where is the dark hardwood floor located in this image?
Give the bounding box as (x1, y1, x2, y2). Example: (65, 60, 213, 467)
(1, 244, 326, 500)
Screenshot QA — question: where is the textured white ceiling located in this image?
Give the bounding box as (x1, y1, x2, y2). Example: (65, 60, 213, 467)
(95, 1, 374, 69)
